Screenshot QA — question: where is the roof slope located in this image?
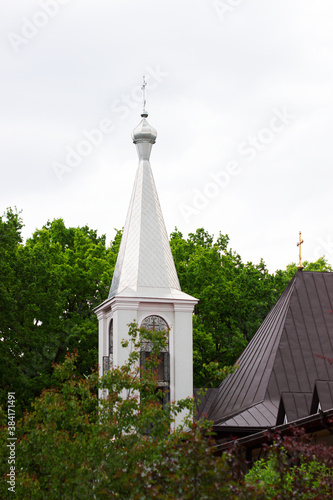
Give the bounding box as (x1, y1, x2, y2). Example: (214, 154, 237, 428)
(207, 271, 333, 429)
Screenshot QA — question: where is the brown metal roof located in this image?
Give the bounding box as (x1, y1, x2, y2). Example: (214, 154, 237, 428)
(312, 380, 333, 412)
(214, 407, 333, 455)
(220, 400, 278, 428)
(278, 392, 312, 423)
(194, 388, 219, 420)
(207, 271, 333, 431)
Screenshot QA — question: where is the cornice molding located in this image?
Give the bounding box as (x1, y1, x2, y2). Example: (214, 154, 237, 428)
(95, 294, 197, 315)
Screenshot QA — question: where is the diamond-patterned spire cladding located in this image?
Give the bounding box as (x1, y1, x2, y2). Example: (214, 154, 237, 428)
(109, 116, 181, 298)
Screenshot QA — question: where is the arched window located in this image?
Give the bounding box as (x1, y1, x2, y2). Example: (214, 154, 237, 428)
(140, 315, 170, 407)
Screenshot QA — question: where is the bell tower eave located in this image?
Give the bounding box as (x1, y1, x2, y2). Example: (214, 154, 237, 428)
(94, 292, 198, 316)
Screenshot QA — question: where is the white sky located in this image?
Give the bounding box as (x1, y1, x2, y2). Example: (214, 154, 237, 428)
(1, 0, 333, 272)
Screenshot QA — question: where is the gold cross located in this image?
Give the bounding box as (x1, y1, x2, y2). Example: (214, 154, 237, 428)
(297, 231, 304, 269)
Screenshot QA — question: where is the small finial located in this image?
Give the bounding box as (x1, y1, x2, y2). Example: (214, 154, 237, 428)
(297, 231, 304, 269)
(141, 76, 148, 118)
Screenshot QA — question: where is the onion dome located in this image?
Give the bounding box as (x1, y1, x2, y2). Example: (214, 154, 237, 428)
(132, 113, 157, 161)
(132, 114, 157, 144)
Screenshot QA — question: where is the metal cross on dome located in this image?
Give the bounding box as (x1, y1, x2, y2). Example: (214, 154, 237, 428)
(141, 75, 147, 115)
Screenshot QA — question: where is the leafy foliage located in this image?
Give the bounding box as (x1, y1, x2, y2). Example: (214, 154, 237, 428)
(245, 428, 333, 498)
(1, 209, 331, 411)
(0, 209, 119, 417)
(0, 325, 254, 499)
(170, 228, 332, 387)
(1, 327, 332, 498)
(170, 229, 281, 386)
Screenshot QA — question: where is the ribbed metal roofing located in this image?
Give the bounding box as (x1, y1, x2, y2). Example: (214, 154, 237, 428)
(314, 381, 333, 411)
(194, 388, 219, 420)
(109, 115, 190, 300)
(207, 271, 333, 430)
(279, 392, 312, 423)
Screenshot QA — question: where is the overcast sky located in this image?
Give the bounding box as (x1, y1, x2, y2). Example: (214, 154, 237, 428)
(1, 0, 333, 272)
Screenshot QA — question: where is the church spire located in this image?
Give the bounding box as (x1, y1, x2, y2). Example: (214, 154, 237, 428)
(109, 106, 183, 299)
(96, 95, 197, 424)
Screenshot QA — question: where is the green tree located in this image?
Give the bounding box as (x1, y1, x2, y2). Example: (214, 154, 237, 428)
(170, 229, 332, 387)
(2, 325, 331, 498)
(0, 209, 25, 417)
(245, 429, 333, 498)
(273, 256, 333, 293)
(0, 324, 255, 499)
(170, 229, 279, 387)
(0, 210, 120, 417)
(2, 209, 331, 406)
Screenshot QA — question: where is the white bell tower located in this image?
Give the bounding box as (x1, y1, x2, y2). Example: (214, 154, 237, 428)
(95, 90, 197, 424)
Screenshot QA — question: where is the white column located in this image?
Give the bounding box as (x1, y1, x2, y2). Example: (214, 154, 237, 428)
(96, 309, 108, 398)
(173, 302, 194, 427)
(96, 310, 108, 378)
(111, 298, 140, 368)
